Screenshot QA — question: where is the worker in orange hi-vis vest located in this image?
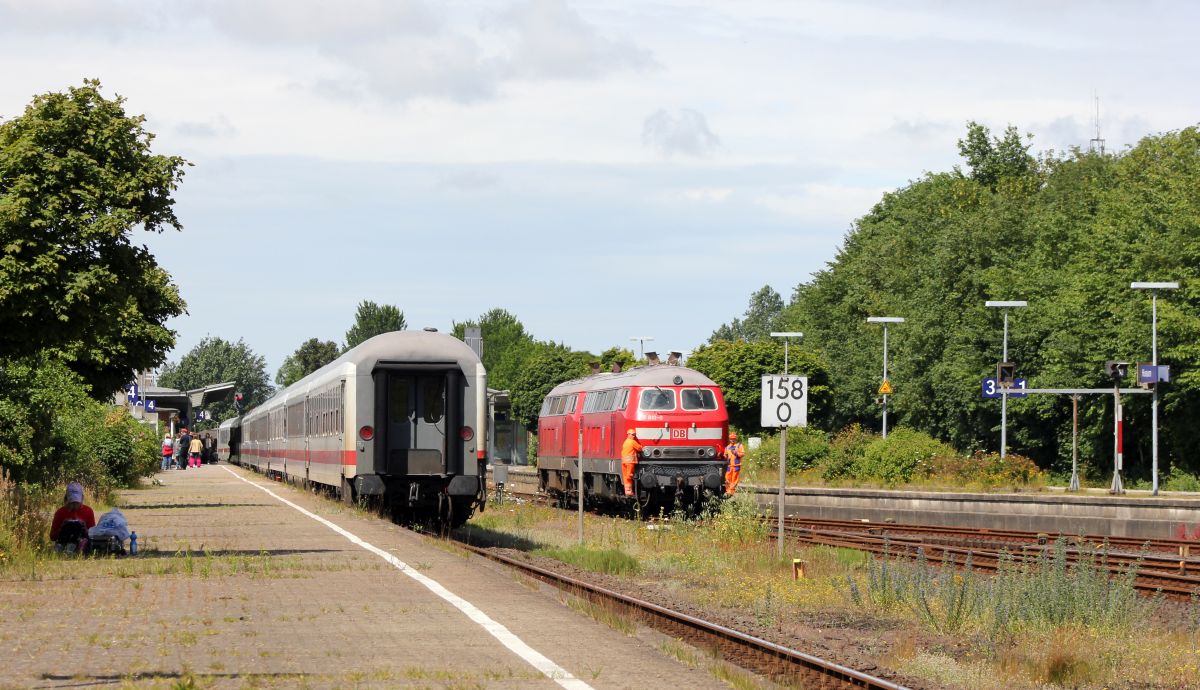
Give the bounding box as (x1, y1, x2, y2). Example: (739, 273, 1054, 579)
(620, 428, 643, 497)
(724, 431, 745, 496)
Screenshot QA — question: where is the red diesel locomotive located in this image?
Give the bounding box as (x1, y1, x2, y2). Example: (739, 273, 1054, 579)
(537, 357, 730, 510)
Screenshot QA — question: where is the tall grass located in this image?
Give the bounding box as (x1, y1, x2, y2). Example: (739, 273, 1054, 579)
(841, 536, 1159, 639)
(0, 470, 55, 569)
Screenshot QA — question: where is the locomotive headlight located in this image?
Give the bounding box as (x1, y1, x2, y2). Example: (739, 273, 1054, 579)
(459, 426, 474, 441)
(643, 448, 653, 458)
(707, 447, 716, 457)
(359, 425, 375, 441)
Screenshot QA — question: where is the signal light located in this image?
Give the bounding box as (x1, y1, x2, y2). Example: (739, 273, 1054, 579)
(359, 425, 375, 441)
(1106, 361, 1129, 381)
(459, 426, 474, 441)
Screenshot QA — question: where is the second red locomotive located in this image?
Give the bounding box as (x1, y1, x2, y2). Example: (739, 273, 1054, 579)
(537, 356, 731, 511)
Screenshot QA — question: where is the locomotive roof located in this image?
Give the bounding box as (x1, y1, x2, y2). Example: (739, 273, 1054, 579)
(547, 365, 717, 397)
(249, 331, 483, 414)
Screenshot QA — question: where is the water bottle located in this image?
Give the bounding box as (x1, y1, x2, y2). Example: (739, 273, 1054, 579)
(129, 532, 138, 555)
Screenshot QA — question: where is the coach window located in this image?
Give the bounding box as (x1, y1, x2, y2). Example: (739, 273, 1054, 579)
(682, 388, 718, 410)
(639, 388, 675, 411)
(422, 377, 445, 423)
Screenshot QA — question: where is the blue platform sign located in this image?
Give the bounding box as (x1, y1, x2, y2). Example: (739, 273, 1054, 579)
(982, 377, 1028, 398)
(146, 399, 157, 413)
(1137, 364, 1171, 384)
(195, 410, 206, 422)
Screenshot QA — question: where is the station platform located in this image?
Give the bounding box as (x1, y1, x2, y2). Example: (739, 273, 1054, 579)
(490, 465, 1200, 540)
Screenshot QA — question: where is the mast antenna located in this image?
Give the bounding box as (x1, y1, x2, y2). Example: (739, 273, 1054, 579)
(1089, 93, 1106, 155)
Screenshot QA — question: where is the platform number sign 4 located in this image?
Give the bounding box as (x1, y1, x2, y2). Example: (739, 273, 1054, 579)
(761, 375, 808, 428)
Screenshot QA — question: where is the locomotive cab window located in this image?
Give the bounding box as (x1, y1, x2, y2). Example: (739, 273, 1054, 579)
(681, 388, 718, 410)
(639, 388, 676, 411)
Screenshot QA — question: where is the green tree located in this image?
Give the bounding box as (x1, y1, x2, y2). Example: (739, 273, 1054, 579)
(710, 285, 785, 343)
(785, 122, 1200, 478)
(687, 339, 829, 431)
(510, 342, 591, 429)
(452, 308, 536, 391)
(0, 355, 157, 487)
(158, 337, 271, 427)
(0, 80, 188, 396)
(598, 346, 636, 372)
(276, 338, 340, 386)
(344, 301, 405, 350)
(956, 121, 1036, 189)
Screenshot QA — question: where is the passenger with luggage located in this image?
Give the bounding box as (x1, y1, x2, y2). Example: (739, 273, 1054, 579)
(49, 482, 96, 554)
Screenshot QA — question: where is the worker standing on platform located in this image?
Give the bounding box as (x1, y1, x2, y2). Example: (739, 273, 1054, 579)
(724, 431, 745, 496)
(620, 428, 643, 497)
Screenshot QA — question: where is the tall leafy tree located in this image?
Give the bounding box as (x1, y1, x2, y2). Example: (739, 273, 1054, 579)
(510, 341, 591, 429)
(452, 308, 536, 391)
(276, 338, 340, 387)
(344, 301, 405, 350)
(598, 346, 636, 372)
(709, 285, 785, 343)
(158, 337, 271, 426)
(785, 123, 1200, 478)
(0, 80, 188, 395)
(688, 338, 829, 431)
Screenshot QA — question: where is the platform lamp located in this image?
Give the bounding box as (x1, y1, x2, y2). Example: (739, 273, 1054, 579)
(866, 317, 904, 438)
(1131, 281, 1178, 495)
(985, 300, 1027, 459)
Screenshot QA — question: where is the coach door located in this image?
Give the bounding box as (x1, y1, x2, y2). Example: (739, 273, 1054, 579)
(382, 371, 449, 477)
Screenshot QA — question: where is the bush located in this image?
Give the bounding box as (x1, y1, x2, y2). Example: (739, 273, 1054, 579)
(928, 451, 1045, 489)
(818, 423, 875, 481)
(851, 427, 955, 485)
(748, 426, 829, 472)
(1161, 468, 1200, 492)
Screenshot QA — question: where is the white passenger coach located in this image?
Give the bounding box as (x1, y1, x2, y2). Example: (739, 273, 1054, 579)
(228, 330, 487, 526)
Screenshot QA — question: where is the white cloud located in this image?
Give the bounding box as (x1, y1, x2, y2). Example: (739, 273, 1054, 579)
(642, 108, 720, 157)
(491, 0, 655, 80)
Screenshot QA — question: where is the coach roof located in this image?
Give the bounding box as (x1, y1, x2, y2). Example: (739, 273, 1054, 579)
(253, 331, 485, 412)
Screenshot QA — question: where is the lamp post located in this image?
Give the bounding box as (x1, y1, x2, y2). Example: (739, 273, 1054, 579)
(985, 300, 1027, 459)
(1131, 281, 1178, 495)
(629, 336, 654, 361)
(866, 317, 904, 438)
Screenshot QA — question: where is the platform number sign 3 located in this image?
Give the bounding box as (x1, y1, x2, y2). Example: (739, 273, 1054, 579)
(761, 376, 808, 428)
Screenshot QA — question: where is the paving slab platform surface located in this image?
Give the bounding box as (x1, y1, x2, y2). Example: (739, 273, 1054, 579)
(1, 464, 732, 690)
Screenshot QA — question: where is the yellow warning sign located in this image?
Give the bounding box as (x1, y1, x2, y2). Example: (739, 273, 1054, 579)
(878, 379, 894, 395)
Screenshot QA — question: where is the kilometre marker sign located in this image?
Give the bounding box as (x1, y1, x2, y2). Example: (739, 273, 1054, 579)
(761, 375, 808, 427)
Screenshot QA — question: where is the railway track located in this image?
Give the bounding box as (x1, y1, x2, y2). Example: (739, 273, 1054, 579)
(451, 538, 909, 690)
(782, 516, 1200, 557)
(500, 488, 1200, 599)
(784, 523, 1200, 600)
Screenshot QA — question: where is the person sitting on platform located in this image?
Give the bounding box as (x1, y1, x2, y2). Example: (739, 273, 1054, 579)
(49, 482, 96, 554)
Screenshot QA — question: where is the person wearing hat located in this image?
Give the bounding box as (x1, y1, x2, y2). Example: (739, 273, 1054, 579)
(620, 428, 643, 497)
(723, 431, 745, 496)
(49, 482, 96, 553)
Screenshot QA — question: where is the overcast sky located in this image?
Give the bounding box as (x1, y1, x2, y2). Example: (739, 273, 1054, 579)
(2, 1, 1197, 380)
